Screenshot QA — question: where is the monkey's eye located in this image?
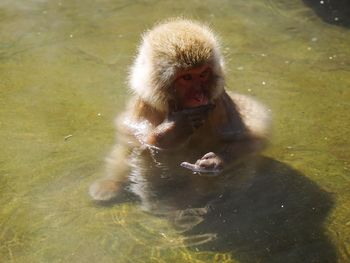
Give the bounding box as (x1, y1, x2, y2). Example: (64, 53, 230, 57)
(182, 74, 192, 81)
(200, 69, 210, 79)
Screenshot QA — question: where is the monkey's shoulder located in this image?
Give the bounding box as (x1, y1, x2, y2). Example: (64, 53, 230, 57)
(229, 92, 272, 139)
(113, 98, 166, 144)
(208, 92, 271, 140)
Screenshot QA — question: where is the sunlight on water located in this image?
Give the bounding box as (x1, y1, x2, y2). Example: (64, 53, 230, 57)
(0, 0, 349, 262)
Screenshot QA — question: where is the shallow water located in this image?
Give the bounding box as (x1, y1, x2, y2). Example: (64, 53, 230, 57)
(1, 0, 349, 262)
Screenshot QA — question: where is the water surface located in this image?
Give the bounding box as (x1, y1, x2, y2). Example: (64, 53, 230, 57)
(1, 0, 349, 262)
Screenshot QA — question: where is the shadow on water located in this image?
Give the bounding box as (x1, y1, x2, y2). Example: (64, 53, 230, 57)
(303, 0, 350, 28)
(186, 157, 336, 263)
(109, 147, 336, 262)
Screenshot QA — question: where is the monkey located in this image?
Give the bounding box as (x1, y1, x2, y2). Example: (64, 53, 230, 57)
(89, 18, 271, 202)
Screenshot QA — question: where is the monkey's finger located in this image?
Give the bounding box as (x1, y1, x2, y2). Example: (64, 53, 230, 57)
(201, 152, 216, 159)
(191, 119, 205, 129)
(183, 104, 215, 116)
(187, 110, 211, 121)
(188, 117, 206, 127)
(180, 112, 207, 125)
(184, 125, 195, 134)
(187, 115, 205, 128)
(188, 110, 212, 121)
(188, 115, 206, 124)
(193, 103, 215, 112)
(180, 162, 221, 175)
(188, 108, 212, 117)
(180, 162, 196, 170)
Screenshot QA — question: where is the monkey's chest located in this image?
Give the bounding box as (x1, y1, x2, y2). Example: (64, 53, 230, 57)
(187, 125, 220, 151)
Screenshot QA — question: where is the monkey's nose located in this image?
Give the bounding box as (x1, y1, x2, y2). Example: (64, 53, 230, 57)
(192, 84, 202, 91)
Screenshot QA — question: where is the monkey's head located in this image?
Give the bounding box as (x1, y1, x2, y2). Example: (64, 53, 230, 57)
(129, 19, 225, 112)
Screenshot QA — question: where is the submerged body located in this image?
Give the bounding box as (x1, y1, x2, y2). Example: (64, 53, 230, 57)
(90, 19, 271, 202)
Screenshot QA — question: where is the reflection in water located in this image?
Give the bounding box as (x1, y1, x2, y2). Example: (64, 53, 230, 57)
(107, 143, 336, 262)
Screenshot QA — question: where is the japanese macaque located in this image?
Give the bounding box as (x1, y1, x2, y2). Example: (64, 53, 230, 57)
(89, 19, 271, 202)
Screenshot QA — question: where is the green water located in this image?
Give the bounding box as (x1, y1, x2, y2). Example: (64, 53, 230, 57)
(1, 0, 349, 262)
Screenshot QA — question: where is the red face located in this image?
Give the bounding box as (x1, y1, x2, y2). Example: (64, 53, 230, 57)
(173, 64, 212, 109)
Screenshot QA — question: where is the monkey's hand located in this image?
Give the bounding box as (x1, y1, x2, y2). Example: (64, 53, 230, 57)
(170, 104, 215, 129)
(167, 104, 214, 133)
(181, 152, 224, 175)
(148, 104, 214, 149)
(89, 178, 121, 201)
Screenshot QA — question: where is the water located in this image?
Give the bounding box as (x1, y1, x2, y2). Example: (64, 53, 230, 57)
(0, 0, 349, 262)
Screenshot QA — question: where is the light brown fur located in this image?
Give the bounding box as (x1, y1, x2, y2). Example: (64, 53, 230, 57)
(89, 19, 271, 202)
(129, 19, 225, 112)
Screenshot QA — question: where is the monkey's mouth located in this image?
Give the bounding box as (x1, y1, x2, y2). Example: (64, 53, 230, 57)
(189, 92, 209, 107)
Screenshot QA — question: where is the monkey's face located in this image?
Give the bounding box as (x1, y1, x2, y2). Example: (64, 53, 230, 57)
(173, 64, 212, 109)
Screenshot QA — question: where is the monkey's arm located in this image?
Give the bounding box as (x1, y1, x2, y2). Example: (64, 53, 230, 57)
(146, 118, 193, 149)
(181, 136, 267, 174)
(89, 143, 131, 201)
(212, 91, 271, 166)
(145, 105, 215, 149)
(182, 93, 271, 174)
